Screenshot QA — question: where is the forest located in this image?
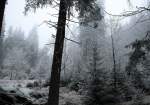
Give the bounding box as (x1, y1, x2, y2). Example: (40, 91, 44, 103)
(0, 0, 150, 105)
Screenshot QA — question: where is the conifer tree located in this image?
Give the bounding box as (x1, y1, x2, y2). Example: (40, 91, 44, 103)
(25, 0, 101, 105)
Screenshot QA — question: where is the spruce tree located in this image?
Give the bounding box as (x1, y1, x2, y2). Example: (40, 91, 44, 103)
(85, 41, 107, 105)
(25, 0, 101, 105)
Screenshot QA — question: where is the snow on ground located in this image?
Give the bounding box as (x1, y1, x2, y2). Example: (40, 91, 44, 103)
(121, 95, 150, 105)
(0, 80, 84, 105)
(59, 87, 84, 105)
(143, 95, 150, 104)
(0, 80, 35, 88)
(4, 80, 150, 105)
(0, 80, 35, 97)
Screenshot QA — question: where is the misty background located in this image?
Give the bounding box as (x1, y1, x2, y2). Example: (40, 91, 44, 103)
(1, 0, 150, 105)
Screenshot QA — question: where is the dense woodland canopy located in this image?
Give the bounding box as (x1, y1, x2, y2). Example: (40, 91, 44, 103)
(0, 0, 150, 105)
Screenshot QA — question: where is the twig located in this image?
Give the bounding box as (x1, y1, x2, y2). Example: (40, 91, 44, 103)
(52, 34, 80, 45)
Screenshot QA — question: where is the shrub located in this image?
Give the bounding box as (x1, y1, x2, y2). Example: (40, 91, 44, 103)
(17, 84, 22, 87)
(33, 81, 39, 87)
(60, 79, 71, 87)
(68, 81, 79, 92)
(29, 92, 43, 99)
(43, 79, 50, 87)
(26, 82, 34, 88)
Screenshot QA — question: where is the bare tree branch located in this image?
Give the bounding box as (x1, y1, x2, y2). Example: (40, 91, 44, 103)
(103, 6, 150, 17)
(52, 34, 81, 45)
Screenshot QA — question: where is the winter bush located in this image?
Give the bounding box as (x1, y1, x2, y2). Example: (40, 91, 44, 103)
(68, 81, 80, 92)
(26, 82, 34, 88)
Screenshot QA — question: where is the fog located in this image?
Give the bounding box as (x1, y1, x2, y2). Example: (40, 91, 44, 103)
(0, 0, 150, 105)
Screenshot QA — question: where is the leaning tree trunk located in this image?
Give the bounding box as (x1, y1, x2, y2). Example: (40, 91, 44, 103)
(0, 0, 6, 34)
(47, 0, 67, 105)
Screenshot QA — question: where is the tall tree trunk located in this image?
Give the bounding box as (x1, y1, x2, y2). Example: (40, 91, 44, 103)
(0, 0, 6, 70)
(0, 0, 6, 34)
(111, 33, 117, 89)
(47, 0, 67, 105)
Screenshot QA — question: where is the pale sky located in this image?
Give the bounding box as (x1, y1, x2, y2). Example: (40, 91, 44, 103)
(5, 0, 79, 48)
(5, 0, 57, 48)
(105, 0, 148, 15)
(5, 0, 147, 48)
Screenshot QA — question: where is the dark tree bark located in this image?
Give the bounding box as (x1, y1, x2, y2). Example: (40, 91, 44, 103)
(47, 0, 67, 105)
(0, 0, 6, 70)
(111, 34, 117, 89)
(0, 0, 6, 34)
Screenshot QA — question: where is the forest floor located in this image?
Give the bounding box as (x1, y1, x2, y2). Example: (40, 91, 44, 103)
(122, 95, 150, 105)
(1, 80, 150, 105)
(0, 80, 84, 105)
